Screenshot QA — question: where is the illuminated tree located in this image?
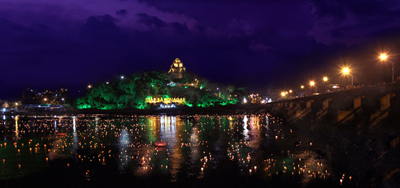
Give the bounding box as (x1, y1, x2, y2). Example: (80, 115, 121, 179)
(76, 71, 239, 109)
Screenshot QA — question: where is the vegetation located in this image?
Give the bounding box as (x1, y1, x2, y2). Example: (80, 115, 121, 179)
(76, 71, 243, 109)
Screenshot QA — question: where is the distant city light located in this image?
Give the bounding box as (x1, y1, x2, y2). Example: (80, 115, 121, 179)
(106, 82, 109, 84)
(309, 81, 315, 86)
(323, 76, 328, 82)
(120, 76, 124, 79)
(88, 85, 92, 88)
(243, 97, 247, 103)
(301, 85, 304, 89)
(281, 92, 286, 97)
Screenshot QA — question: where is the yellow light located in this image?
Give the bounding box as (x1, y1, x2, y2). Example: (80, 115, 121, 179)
(281, 92, 286, 97)
(15, 103, 18, 106)
(300, 85, 304, 89)
(342, 67, 350, 75)
(289, 90, 292, 93)
(380, 53, 387, 61)
(88, 85, 92, 88)
(323, 77, 328, 82)
(44, 98, 47, 101)
(309, 81, 315, 86)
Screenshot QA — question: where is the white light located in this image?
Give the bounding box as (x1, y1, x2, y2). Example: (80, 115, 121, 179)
(120, 76, 124, 79)
(243, 98, 247, 104)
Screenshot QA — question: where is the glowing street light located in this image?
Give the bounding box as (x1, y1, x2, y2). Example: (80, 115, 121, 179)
(44, 98, 47, 101)
(300, 85, 304, 89)
(379, 53, 395, 83)
(341, 67, 353, 87)
(309, 81, 317, 93)
(88, 85, 92, 89)
(281, 92, 286, 97)
(380, 53, 387, 61)
(323, 76, 328, 82)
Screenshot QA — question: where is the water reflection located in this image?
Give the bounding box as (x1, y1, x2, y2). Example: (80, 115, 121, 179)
(14, 116, 19, 140)
(0, 114, 345, 186)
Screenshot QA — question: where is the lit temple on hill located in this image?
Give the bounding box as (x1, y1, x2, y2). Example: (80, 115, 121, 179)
(168, 58, 186, 79)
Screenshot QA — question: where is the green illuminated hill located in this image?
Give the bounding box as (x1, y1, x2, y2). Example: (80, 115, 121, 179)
(76, 71, 243, 110)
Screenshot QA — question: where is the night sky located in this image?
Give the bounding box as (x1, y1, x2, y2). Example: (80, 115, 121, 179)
(2, 0, 400, 100)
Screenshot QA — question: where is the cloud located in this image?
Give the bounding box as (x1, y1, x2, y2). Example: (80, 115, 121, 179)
(82, 14, 118, 32)
(309, 0, 400, 44)
(136, 13, 166, 28)
(170, 22, 189, 35)
(116, 9, 128, 17)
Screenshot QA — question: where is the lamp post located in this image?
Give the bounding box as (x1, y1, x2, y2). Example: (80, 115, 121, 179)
(281, 92, 286, 100)
(322, 76, 328, 93)
(342, 67, 353, 87)
(309, 81, 317, 93)
(379, 53, 395, 83)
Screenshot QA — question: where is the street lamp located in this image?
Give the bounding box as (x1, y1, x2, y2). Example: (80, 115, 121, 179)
(341, 67, 353, 87)
(310, 81, 317, 93)
(323, 76, 328, 82)
(379, 53, 395, 83)
(281, 92, 286, 100)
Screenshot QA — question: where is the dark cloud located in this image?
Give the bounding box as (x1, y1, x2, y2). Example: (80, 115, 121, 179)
(81, 14, 118, 33)
(116, 9, 127, 17)
(310, 0, 347, 24)
(330, 29, 345, 38)
(170, 22, 189, 35)
(1, 0, 400, 100)
(136, 13, 166, 28)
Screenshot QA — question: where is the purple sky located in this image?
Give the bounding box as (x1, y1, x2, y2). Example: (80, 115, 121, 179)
(1, 0, 400, 100)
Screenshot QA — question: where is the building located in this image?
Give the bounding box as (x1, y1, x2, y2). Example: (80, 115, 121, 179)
(168, 58, 186, 79)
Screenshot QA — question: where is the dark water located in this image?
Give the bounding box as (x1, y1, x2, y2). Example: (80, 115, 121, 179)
(0, 114, 355, 187)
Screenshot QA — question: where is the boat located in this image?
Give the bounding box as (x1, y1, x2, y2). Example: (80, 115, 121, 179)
(57, 132, 67, 136)
(155, 141, 167, 147)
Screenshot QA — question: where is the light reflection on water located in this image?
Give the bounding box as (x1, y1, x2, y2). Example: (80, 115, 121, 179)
(0, 114, 342, 186)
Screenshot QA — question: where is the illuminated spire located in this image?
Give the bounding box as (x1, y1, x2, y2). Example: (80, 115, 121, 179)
(168, 58, 186, 78)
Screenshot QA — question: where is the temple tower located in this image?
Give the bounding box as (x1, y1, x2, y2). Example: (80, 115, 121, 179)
(168, 58, 186, 79)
